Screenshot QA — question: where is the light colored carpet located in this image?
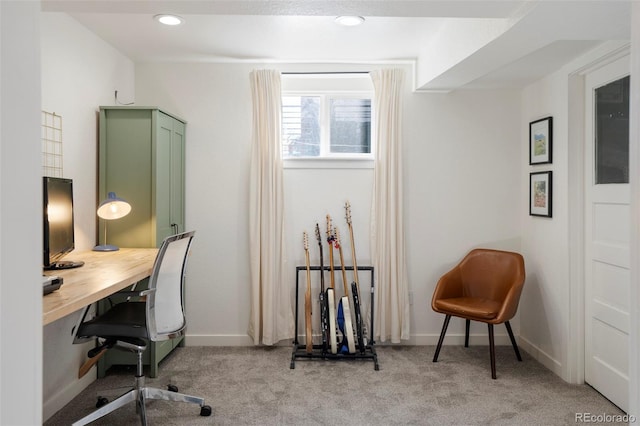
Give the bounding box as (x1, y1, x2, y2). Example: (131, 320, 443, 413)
(45, 345, 626, 425)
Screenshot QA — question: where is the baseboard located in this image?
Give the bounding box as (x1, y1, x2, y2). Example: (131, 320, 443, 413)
(185, 334, 260, 346)
(185, 333, 516, 347)
(43, 367, 96, 422)
(398, 333, 515, 346)
(518, 335, 564, 378)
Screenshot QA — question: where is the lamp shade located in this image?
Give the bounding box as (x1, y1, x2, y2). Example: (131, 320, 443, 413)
(93, 192, 131, 252)
(97, 192, 131, 220)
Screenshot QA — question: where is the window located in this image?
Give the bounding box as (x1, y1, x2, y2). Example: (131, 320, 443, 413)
(282, 96, 320, 157)
(282, 93, 373, 159)
(330, 98, 372, 154)
(595, 75, 629, 184)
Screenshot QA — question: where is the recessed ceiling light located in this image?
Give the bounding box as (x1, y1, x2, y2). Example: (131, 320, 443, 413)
(335, 16, 365, 27)
(154, 14, 184, 26)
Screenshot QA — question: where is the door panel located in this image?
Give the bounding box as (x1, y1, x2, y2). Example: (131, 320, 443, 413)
(156, 112, 174, 245)
(170, 119, 185, 233)
(584, 54, 630, 412)
(102, 109, 153, 248)
(593, 204, 629, 243)
(593, 262, 630, 313)
(591, 317, 629, 407)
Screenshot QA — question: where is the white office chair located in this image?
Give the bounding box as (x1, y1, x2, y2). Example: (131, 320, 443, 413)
(72, 231, 212, 425)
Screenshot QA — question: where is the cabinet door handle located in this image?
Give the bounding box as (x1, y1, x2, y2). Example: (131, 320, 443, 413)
(171, 223, 179, 234)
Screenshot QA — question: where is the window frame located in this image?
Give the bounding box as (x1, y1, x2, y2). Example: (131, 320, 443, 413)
(281, 90, 375, 163)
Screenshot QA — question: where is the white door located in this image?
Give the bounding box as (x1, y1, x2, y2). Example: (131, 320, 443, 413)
(584, 55, 630, 412)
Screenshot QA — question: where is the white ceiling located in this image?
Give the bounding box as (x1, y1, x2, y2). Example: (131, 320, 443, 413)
(42, 0, 632, 91)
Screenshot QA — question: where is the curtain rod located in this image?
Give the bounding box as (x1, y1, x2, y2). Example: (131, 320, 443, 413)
(282, 71, 370, 75)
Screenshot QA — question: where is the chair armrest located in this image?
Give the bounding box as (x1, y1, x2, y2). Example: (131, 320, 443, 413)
(431, 266, 464, 309)
(118, 289, 156, 297)
(494, 277, 525, 323)
(106, 288, 156, 304)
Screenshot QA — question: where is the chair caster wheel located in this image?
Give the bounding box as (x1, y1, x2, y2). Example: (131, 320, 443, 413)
(167, 384, 178, 392)
(96, 397, 109, 408)
(200, 405, 212, 416)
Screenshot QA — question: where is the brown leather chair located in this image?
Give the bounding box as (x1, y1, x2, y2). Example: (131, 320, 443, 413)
(431, 248, 525, 379)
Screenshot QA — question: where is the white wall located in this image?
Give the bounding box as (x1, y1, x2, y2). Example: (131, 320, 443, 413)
(407, 89, 523, 343)
(0, 2, 42, 424)
(519, 40, 631, 382)
(135, 62, 522, 347)
(40, 12, 135, 420)
(520, 68, 570, 377)
(41, 12, 135, 250)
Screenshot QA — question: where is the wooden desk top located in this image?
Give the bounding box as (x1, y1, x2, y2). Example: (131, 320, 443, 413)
(43, 248, 158, 325)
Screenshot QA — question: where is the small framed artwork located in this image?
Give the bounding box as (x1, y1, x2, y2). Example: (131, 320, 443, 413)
(530, 171, 552, 217)
(529, 116, 553, 165)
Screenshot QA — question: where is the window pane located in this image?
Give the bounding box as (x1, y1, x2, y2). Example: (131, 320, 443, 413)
(282, 96, 320, 157)
(595, 75, 630, 184)
(330, 98, 371, 154)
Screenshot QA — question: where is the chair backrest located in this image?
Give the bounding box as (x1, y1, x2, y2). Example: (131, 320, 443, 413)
(146, 231, 195, 342)
(459, 248, 525, 310)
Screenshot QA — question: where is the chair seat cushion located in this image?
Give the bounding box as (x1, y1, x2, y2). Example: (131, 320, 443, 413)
(77, 301, 148, 340)
(433, 297, 501, 321)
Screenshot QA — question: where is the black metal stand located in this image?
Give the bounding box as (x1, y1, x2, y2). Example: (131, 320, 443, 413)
(290, 266, 379, 370)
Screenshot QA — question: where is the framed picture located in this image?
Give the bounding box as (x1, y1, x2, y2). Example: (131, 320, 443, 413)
(530, 171, 552, 217)
(529, 116, 553, 165)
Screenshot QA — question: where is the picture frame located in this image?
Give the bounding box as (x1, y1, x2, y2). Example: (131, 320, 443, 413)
(530, 171, 552, 218)
(529, 116, 553, 165)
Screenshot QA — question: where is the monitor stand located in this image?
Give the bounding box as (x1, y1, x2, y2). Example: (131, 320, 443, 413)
(44, 260, 85, 270)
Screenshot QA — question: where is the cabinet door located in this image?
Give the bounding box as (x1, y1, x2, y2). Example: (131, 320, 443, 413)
(155, 112, 185, 245)
(156, 112, 173, 244)
(100, 109, 154, 248)
(171, 119, 185, 234)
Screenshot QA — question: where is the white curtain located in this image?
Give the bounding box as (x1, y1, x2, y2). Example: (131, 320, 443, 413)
(248, 69, 294, 345)
(370, 69, 410, 343)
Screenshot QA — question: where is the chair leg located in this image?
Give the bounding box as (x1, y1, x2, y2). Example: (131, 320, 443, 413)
(143, 387, 207, 406)
(71, 389, 137, 426)
(137, 391, 148, 426)
(464, 319, 470, 348)
(488, 324, 496, 379)
(433, 315, 451, 362)
(504, 321, 522, 361)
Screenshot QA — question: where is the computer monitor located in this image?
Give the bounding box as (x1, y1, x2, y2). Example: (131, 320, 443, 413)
(43, 176, 84, 270)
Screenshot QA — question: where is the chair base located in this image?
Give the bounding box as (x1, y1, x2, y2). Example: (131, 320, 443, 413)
(432, 315, 522, 379)
(72, 379, 212, 426)
(72, 348, 212, 425)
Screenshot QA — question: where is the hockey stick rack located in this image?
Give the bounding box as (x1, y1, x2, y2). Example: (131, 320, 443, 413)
(290, 265, 379, 370)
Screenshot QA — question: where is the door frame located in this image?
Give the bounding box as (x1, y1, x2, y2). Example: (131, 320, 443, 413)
(567, 44, 630, 386)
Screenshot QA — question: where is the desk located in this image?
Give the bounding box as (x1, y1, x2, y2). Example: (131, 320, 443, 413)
(43, 248, 158, 325)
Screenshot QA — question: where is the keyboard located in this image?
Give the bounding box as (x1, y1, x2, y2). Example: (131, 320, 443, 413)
(43, 275, 63, 295)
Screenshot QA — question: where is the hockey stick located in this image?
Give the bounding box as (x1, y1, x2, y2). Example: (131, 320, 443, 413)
(303, 231, 313, 353)
(325, 214, 338, 355)
(345, 201, 366, 353)
(314, 224, 329, 354)
(78, 347, 107, 379)
(335, 226, 356, 354)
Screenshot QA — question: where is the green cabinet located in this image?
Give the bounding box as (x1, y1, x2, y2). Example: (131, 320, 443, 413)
(97, 106, 186, 378)
(98, 107, 185, 248)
